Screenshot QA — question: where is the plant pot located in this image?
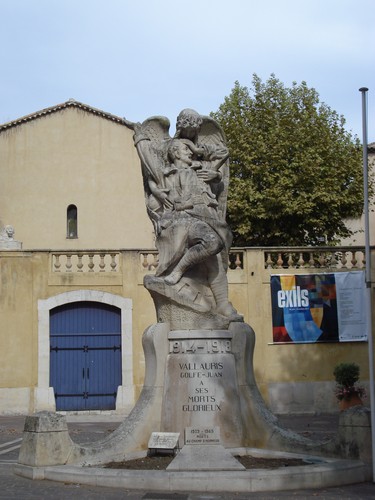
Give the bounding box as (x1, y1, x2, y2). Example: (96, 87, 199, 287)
(339, 394, 363, 411)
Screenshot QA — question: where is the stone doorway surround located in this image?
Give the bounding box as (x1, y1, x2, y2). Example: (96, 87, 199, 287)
(35, 290, 134, 413)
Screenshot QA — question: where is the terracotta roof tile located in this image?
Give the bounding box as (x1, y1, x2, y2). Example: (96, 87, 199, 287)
(0, 99, 135, 132)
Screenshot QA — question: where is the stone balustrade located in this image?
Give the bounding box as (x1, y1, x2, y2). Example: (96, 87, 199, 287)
(50, 247, 365, 274)
(2, 245, 371, 418)
(139, 251, 159, 271)
(139, 250, 245, 272)
(264, 247, 365, 270)
(138, 247, 365, 273)
(229, 251, 244, 270)
(52, 252, 120, 273)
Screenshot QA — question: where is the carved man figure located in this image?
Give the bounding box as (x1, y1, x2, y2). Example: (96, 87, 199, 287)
(132, 109, 241, 322)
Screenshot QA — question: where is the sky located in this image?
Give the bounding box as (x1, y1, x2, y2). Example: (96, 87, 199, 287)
(0, 0, 374, 140)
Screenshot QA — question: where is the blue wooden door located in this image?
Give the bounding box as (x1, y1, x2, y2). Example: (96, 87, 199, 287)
(50, 301, 122, 411)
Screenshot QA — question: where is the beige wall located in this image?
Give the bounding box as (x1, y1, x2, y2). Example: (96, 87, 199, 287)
(0, 106, 373, 415)
(0, 247, 371, 415)
(342, 149, 375, 246)
(0, 108, 154, 250)
(0, 249, 154, 414)
(230, 249, 371, 413)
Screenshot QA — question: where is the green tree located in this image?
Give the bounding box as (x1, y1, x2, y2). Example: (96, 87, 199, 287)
(212, 74, 364, 246)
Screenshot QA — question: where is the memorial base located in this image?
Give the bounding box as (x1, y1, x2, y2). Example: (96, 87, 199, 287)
(166, 444, 245, 471)
(18, 322, 346, 467)
(161, 329, 243, 447)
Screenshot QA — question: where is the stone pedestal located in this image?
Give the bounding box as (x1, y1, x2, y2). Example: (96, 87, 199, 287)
(336, 406, 372, 462)
(18, 411, 73, 466)
(18, 322, 333, 468)
(0, 239, 22, 250)
(161, 330, 243, 447)
(166, 444, 245, 471)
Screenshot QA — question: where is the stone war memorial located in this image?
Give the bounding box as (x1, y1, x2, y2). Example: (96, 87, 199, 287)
(16, 110, 372, 492)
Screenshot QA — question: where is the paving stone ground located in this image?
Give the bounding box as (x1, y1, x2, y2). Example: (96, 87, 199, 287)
(0, 413, 375, 499)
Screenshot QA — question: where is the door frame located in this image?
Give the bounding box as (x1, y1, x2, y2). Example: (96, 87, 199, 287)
(35, 290, 133, 413)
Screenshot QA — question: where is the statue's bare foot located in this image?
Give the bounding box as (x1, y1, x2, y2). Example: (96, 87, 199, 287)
(165, 270, 183, 285)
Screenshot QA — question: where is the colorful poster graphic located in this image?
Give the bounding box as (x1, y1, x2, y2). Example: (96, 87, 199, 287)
(271, 272, 368, 343)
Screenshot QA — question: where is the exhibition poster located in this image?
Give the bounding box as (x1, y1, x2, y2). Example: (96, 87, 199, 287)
(270, 271, 368, 343)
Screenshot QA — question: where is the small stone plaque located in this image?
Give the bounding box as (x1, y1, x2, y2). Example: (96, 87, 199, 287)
(148, 432, 180, 450)
(185, 426, 221, 445)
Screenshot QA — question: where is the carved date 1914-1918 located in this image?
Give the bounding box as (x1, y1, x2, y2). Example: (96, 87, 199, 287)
(170, 339, 231, 354)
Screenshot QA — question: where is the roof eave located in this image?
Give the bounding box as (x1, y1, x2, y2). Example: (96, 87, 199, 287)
(0, 99, 136, 132)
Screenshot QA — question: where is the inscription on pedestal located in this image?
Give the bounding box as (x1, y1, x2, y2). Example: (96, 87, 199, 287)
(161, 330, 244, 446)
(178, 361, 223, 412)
(170, 339, 231, 354)
(185, 426, 221, 445)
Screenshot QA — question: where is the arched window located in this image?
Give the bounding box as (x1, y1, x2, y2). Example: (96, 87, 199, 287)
(67, 204, 78, 238)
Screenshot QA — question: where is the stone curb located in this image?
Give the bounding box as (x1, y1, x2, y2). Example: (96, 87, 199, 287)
(13, 450, 372, 493)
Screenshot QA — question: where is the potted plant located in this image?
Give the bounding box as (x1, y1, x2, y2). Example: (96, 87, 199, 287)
(333, 362, 366, 410)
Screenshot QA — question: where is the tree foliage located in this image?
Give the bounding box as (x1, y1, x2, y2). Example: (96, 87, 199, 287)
(212, 74, 364, 246)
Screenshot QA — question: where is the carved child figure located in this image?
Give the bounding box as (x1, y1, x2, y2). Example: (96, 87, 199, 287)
(132, 109, 242, 323)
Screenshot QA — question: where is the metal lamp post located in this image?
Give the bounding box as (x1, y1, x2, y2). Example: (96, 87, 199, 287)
(359, 87, 375, 481)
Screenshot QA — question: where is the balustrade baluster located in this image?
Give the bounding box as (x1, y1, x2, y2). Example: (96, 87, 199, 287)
(318, 253, 326, 267)
(351, 251, 357, 268)
(99, 253, 106, 272)
(265, 253, 273, 269)
(110, 253, 117, 272)
(308, 252, 315, 268)
(54, 254, 61, 272)
(77, 254, 83, 272)
(141, 253, 148, 270)
(276, 253, 283, 268)
(88, 254, 95, 272)
(287, 253, 294, 268)
(235, 253, 242, 269)
(297, 252, 305, 268)
(147, 253, 155, 270)
(65, 255, 72, 272)
(340, 252, 347, 269)
(330, 252, 338, 268)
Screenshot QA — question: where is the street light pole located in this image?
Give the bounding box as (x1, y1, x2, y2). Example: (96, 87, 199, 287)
(359, 87, 375, 481)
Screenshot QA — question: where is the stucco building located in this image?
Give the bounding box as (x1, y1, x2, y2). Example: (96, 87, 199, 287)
(343, 142, 375, 246)
(0, 99, 154, 250)
(0, 101, 372, 416)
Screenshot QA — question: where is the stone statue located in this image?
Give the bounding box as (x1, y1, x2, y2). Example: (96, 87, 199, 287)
(17, 111, 340, 473)
(0, 224, 22, 250)
(133, 109, 242, 329)
(6, 225, 14, 239)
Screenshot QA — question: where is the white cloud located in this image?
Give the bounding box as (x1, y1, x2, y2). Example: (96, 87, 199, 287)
(0, 0, 374, 138)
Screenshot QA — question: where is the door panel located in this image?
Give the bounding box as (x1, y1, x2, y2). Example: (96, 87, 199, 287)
(50, 334, 87, 411)
(50, 302, 122, 411)
(85, 334, 121, 410)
